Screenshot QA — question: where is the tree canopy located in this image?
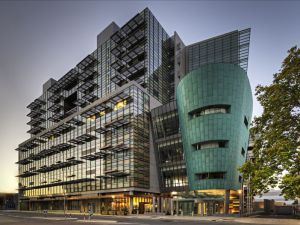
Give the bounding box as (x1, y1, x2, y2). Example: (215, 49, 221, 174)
(240, 46, 300, 200)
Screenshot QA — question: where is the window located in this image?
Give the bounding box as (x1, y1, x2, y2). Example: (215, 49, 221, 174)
(189, 105, 230, 119)
(64, 92, 77, 112)
(114, 99, 127, 111)
(193, 140, 228, 150)
(241, 147, 245, 156)
(196, 172, 226, 180)
(244, 116, 249, 127)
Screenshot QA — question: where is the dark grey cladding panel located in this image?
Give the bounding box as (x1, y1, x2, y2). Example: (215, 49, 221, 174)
(97, 22, 120, 47)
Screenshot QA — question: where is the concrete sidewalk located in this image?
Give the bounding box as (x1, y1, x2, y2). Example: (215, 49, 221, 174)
(130, 215, 300, 225)
(2, 210, 299, 225)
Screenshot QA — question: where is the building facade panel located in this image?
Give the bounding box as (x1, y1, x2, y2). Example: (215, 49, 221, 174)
(176, 63, 253, 191)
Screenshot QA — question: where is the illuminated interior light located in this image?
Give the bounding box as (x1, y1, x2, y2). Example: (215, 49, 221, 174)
(114, 100, 127, 111)
(87, 115, 96, 121)
(99, 111, 106, 117)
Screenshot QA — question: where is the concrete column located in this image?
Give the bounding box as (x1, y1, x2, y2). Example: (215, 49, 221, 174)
(152, 195, 156, 213)
(225, 190, 230, 214)
(170, 199, 173, 215)
(176, 200, 179, 215)
(157, 196, 161, 213)
(129, 196, 133, 215)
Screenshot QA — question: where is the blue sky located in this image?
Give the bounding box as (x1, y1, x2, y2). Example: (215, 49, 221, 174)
(0, 0, 299, 192)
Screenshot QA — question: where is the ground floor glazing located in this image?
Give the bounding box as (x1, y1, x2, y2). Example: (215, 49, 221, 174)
(19, 189, 241, 215)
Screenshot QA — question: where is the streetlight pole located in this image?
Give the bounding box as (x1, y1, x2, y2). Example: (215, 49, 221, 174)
(63, 167, 66, 218)
(64, 189, 66, 217)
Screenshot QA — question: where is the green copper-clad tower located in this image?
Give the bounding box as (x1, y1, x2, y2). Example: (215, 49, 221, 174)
(177, 63, 253, 191)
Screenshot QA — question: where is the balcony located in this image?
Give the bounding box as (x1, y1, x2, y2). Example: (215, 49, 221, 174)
(114, 59, 145, 82)
(81, 104, 107, 118)
(78, 80, 98, 93)
(17, 171, 37, 178)
(15, 147, 28, 152)
(110, 45, 124, 58)
(48, 93, 62, 103)
(31, 148, 58, 160)
(16, 158, 32, 165)
(27, 109, 45, 118)
(67, 118, 85, 126)
(48, 112, 64, 123)
(111, 30, 126, 44)
(77, 55, 97, 70)
(105, 116, 130, 128)
(51, 143, 75, 152)
(27, 117, 46, 126)
(74, 98, 87, 107)
(110, 143, 130, 153)
(95, 126, 107, 134)
(19, 140, 39, 150)
(68, 134, 97, 145)
(35, 159, 83, 173)
(48, 69, 78, 93)
(111, 73, 127, 85)
(95, 149, 112, 158)
(80, 154, 101, 161)
(111, 13, 144, 44)
(123, 30, 145, 49)
(82, 93, 98, 103)
(111, 59, 125, 71)
(78, 68, 96, 81)
(109, 92, 131, 104)
(27, 99, 46, 110)
(64, 106, 79, 117)
(122, 45, 144, 64)
(48, 103, 63, 113)
(104, 169, 129, 177)
(27, 126, 45, 135)
(23, 178, 96, 191)
(122, 13, 144, 35)
(51, 123, 75, 136)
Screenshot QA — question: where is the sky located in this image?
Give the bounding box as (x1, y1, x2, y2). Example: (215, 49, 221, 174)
(0, 0, 299, 193)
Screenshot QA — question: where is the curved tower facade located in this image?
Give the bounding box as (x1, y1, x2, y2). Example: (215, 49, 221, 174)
(177, 63, 252, 191)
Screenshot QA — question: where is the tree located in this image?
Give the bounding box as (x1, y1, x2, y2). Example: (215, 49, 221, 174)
(240, 46, 300, 200)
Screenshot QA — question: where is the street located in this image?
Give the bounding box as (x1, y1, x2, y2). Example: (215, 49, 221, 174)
(0, 211, 299, 225)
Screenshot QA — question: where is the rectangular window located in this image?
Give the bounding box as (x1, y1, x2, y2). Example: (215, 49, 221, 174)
(196, 172, 226, 180)
(193, 140, 228, 150)
(189, 105, 230, 119)
(244, 116, 249, 127)
(241, 147, 245, 156)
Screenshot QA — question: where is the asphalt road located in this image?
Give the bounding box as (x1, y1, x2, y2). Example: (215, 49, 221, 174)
(0, 211, 299, 225)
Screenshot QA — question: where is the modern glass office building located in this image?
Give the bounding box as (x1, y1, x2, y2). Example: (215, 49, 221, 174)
(16, 8, 252, 215)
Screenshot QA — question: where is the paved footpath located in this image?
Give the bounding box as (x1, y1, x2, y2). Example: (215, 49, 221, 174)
(0, 210, 299, 225)
(131, 214, 300, 225)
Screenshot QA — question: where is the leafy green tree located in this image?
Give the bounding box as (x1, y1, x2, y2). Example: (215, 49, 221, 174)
(240, 46, 300, 200)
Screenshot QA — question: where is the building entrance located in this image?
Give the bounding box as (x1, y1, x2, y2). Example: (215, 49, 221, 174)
(172, 199, 224, 216)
